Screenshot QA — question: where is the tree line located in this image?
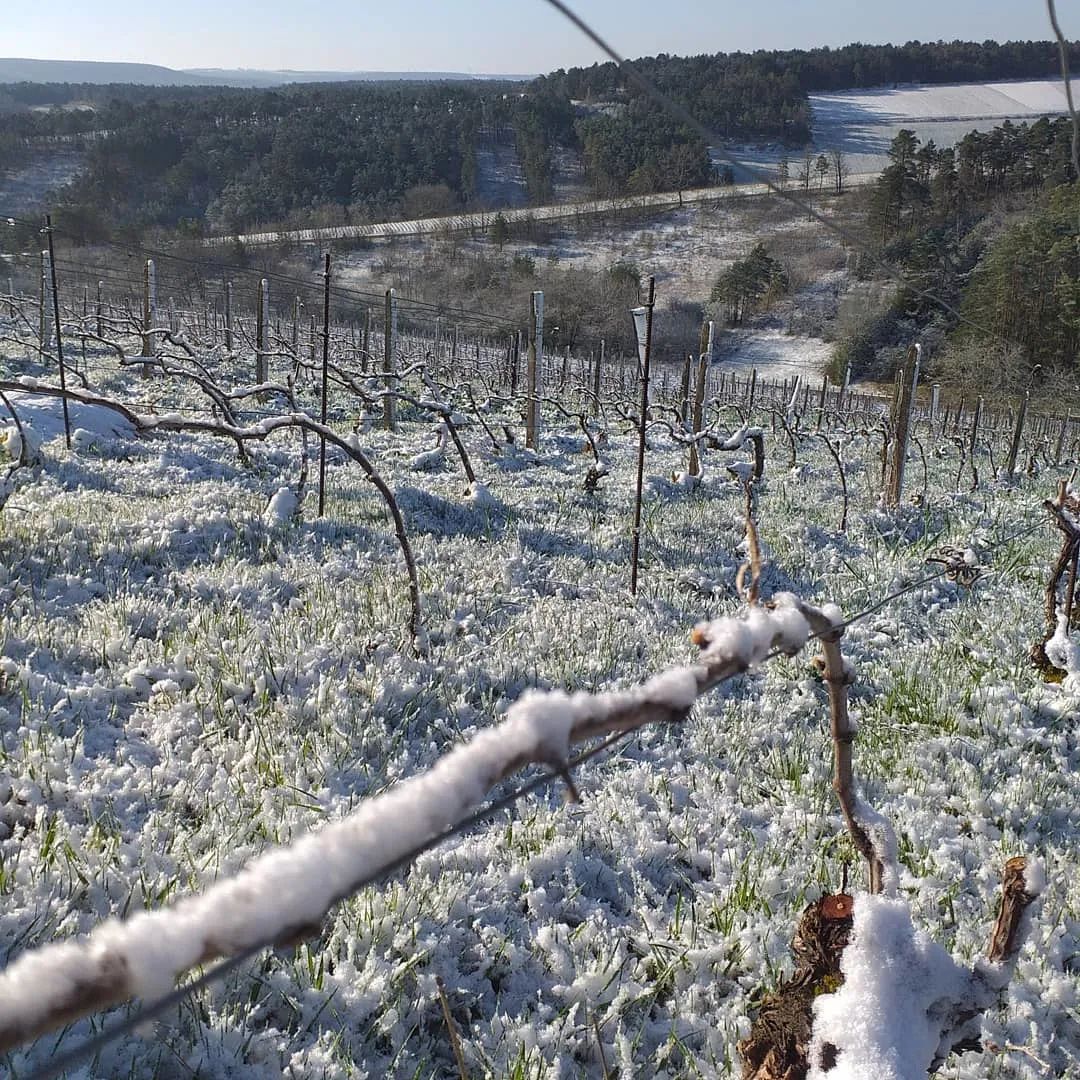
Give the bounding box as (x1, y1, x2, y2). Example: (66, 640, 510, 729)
(835, 114, 1079, 389)
(3, 38, 1078, 235)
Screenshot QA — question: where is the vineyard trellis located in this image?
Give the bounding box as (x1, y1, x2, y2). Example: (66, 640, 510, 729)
(0, 208, 1073, 1076)
(2, 2, 1079, 1069)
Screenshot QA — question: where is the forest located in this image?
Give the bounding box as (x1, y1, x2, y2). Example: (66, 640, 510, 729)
(833, 113, 1080, 388)
(3, 38, 1078, 234)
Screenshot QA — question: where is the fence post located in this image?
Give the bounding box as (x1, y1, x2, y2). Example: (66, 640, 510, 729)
(223, 279, 233, 352)
(44, 216, 71, 449)
(1005, 390, 1029, 481)
(930, 383, 940, 424)
(592, 338, 604, 416)
(679, 353, 692, 423)
(141, 259, 156, 376)
(319, 253, 331, 516)
(688, 348, 707, 477)
(255, 278, 269, 384)
(526, 291, 543, 451)
(886, 344, 921, 506)
(96, 279, 103, 337)
(38, 249, 50, 353)
(383, 288, 396, 431)
(630, 276, 656, 596)
(510, 330, 521, 395)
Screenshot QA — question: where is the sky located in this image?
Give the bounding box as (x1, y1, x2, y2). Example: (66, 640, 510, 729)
(2, 0, 1074, 74)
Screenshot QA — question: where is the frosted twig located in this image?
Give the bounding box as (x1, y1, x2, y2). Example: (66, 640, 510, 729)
(798, 602, 895, 895)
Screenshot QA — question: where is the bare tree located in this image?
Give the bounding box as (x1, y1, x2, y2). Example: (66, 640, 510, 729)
(830, 148, 850, 195)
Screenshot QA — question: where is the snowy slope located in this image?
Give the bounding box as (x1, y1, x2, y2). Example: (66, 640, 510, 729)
(0, 322, 1078, 1079)
(811, 77, 1080, 175)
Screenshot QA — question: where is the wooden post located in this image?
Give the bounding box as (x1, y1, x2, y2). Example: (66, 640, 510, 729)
(688, 349, 707, 477)
(223, 279, 233, 352)
(79, 283, 88, 374)
(141, 259, 155, 376)
(886, 345, 921, 506)
(930, 383, 940, 424)
(526, 291, 543, 451)
(679, 353, 692, 423)
(593, 338, 604, 416)
(748, 367, 757, 410)
(319, 254, 331, 516)
(38, 249, 49, 352)
(630, 276, 656, 596)
(255, 278, 269, 384)
(383, 288, 396, 431)
(1005, 390, 1029, 481)
(510, 330, 521, 395)
(816, 375, 828, 428)
(96, 279, 103, 337)
(44, 216, 71, 449)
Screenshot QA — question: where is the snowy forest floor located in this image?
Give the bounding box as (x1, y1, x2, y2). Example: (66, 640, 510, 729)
(0, 329, 1079, 1079)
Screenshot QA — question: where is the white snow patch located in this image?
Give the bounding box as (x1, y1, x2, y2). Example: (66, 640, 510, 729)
(810, 894, 974, 1080)
(0, 391, 135, 445)
(263, 487, 300, 526)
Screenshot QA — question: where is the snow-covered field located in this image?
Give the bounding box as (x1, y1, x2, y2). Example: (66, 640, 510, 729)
(715, 329, 834, 383)
(1, 305, 1079, 1079)
(717, 76, 1080, 182)
(812, 76, 1080, 176)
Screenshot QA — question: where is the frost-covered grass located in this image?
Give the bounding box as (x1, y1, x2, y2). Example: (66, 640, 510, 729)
(1, 336, 1079, 1079)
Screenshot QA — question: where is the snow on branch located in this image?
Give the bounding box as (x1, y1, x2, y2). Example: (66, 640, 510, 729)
(0, 595, 816, 1055)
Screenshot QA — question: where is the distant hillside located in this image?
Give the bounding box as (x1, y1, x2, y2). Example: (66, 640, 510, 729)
(0, 58, 531, 88)
(182, 68, 533, 86)
(0, 58, 217, 86)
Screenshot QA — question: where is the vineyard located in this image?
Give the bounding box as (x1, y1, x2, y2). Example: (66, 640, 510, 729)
(0, 238, 1078, 1080)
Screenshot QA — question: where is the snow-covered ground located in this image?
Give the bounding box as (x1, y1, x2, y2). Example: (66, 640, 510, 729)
(475, 137, 529, 210)
(715, 76, 1080, 182)
(1, 308, 1079, 1078)
(0, 147, 87, 215)
(811, 76, 1080, 176)
(716, 329, 834, 383)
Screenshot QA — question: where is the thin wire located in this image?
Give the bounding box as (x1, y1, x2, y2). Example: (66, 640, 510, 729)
(4, 216, 520, 334)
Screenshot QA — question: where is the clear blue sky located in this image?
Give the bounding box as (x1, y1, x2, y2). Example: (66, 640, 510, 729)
(3, 0, 1073, 74)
